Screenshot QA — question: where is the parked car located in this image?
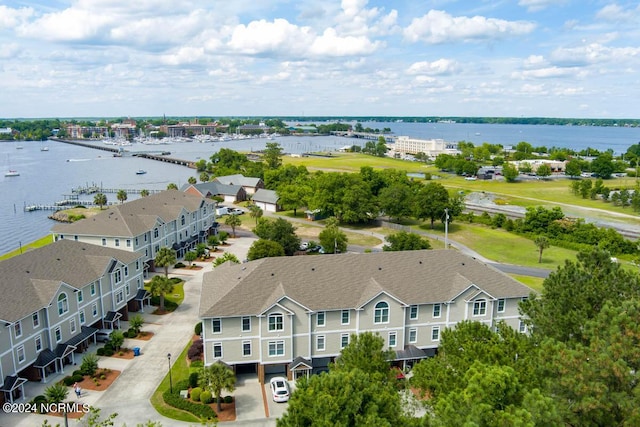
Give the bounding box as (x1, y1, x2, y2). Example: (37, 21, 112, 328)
(229, 208, 245, 215)
(216, 206, 229, 216)
(299, 242, 309, 251)
(96, 329, 112, 343)
(269, 377, 290, 402)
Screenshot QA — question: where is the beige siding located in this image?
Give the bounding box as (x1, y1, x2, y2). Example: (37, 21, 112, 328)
(358, 294, 404, 331)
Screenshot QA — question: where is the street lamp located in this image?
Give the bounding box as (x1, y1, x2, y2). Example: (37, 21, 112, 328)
(167, 353, 173, 393)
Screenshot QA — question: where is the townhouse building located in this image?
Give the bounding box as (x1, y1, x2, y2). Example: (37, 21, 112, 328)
(0, 240, 146, 403)
(213, 174, 264, 196)
(51, 190, 218, 270)
(199, 250, 533, 383)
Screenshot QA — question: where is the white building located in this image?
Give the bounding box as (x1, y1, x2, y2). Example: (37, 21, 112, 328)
(391, 136, 459, 158)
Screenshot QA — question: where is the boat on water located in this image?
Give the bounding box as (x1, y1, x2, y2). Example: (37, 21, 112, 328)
(41, 146, 49, 151)
(16, 145, 23, 149)
(5, 170, 19, 177)
(136, 170, 147, 175)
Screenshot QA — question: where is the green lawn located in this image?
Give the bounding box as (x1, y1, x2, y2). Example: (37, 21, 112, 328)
(509, 274, 545, 293)
(283, 152, 429, 173)
(0, 235, 54, 261)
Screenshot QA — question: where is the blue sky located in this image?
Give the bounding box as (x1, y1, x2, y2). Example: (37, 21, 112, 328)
(1, 1, 639, 118)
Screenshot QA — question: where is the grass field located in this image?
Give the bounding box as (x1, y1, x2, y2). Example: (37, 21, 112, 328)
(0, 235, 54, 261)
(284, 152, 429, 173)
(509, 274, 545, 293)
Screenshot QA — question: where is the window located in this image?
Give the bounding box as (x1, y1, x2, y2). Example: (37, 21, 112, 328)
(341, 310, 350, 325)
(32, 312, 40, 328)
(212, 318, 222, 334)
(432, 326, 440, 341)
(17, 346, 25, 363)
(497, 299, 506, 313)
(102, 238, 106, 246)
(316, 335, 325, 351)
(341, 333, 350, 349)
(14, 321, 22, 338)
(126, 239, 131, 247)
(92, 303, 98, 317)
(409, 328, 417, 343)
(58, 293, 69, 315)
(519, 321, 527, 333)
(433, 303, 441, 318)
(153, 228, 159, 238)
(90, 283, 96, 296)
(74, 236, 78, 241)
(410, 305, 418, 320)
(268, 340, 285, 356)
(473, 299, 487, 316)
(55, 327, 62, 343)
(389, 331, 397, 347)
(79, 310, 85, 325)
(242, 317, 251, 332)
(181, 215, 186, 226)
(374, 301, 389, 324)
(35, 336, 42, 352)
(268, 314, 283, 331)
(115, 291, 124, 304)
(77, 290, 83, 303)
(316, 311, 325, 327)
(114, 270, 122, 283)
(137, 278, 142, 289)
(70, 318, 77, 334)
(136, 260, 140, 270)
(126, 284, 130, 295)
(213, 343, 222, 358)
(124, 266, 129, 277)
(115, 239, 120, 247)
(242, 341, 251, 356)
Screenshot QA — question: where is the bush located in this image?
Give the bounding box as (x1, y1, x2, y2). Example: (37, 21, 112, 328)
(104, 349, 114, 357)
(63, 376, 75, 386)
(150, 296, 179, 311)
(174, 262, 186, 268)
(189, 372, 199, 389)
(96, 348, 105, 356)
(224, 395, 233, 403)
(127, 330, 137, 338)
(163, 380, 216, 420)
(188, 340, 203, 360)
(200, 390, 213, 404)
(190, 387, 202, 402)
(72, 370, 83, 377)
(194, 322, 203, 336)
(80, 353, 99, 376)
(104, 343, 113, 352)
(169, 277, 182, 285)
(71, 374, 84, 383)
(190, 360, 204, 369)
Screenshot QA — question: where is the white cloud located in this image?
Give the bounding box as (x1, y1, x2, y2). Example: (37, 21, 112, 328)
(550, 43, 640, 66)
(407, 59, 459, 76)
(228, 19, 314, 55)
(512, 66, 578, 79)
(596, 4, 640, 23)
(403, 10, 536, 44)
(518, 0, 567, 13)
(309, 27, 380, 56)
(0, 5, 33, 30)
(18, 7, 114, 41)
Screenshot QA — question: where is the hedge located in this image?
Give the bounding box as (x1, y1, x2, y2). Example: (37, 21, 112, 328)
(162, 380, 216, 420)
(190, 387, 202, 402)
(200, 390, 213, 404)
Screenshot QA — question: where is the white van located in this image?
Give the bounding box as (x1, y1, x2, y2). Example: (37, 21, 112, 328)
(216, 206, 229, 216)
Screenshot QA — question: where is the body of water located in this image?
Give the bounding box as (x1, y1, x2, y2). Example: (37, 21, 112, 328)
(2, 122, 640, 256)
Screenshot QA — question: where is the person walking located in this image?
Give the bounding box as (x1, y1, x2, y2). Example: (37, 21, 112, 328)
(73, 382, 81, 398)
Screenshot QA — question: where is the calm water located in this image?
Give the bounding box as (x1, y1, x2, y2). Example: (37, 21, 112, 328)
(2, 122, 640, 256)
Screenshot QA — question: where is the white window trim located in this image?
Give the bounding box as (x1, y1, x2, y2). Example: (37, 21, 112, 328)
(432, 326, 440, 341)
(341, 310, 350, 325)
(473, 299, 487, 316)
(374, 301, 390, 324)
(497, 298, 506, 313)
(341, 333, 350, 349)
(212, 318, 222, 334)
(268, 340, 285, 357)
(242, 317, 251, 332)
(35, 336, 42, 352)
(17, 345, 25, 363)
(55, 327, 62, 343)
(409, 328, 417, 343)
(433, 303, 442, 318)
(213, 342, 223, 359)
(316, 311, 326, 327)
(388, 331, 397, 347)
(316, 335, 326, 351)
(268, 313, 284, 332)
(242, 340, 251, 357)
(409, 305, 419, 320)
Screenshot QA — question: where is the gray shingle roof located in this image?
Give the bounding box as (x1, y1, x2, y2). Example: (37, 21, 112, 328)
(214, 174, 262, 188)
(199, 250, 533, 318)
(52, 189, 212, 238)
(0, 240, 142, 323)
(252, 189, 279, 204)
(181, 182, 244, 197)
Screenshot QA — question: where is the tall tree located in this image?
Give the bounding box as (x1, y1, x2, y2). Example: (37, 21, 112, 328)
(149, 275, 174, 312)
(248, 203, 263, 226)
(383, 231, 431, 251)
(247, 239, 285, 260)
(520, 248, 640, 344)
(263, 142, 284, 169)
(378, 183, 414, 222)
(166, 183, 178, 190)
(224, 214, 242, 238)
(253, 217, 300, 255)
(188, 176, 197, 185)
(154, 247, 176, 278)
(199, 362, 236, 413)
(413, 182, 449, 229)
(536, 163, 552, 178)
(533, 236, 549, 263)
(502, 163, 519, 182)
(94, 192, 107, 210)
(277, 183, 311, 217)
(590, 152, 614, 179)
(332, 332, 395, 379)
(318, 220, 348, 254)
(116, 189, 128, 204)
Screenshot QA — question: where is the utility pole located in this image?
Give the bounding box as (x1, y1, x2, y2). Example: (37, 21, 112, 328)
(444, 208, 449, 250)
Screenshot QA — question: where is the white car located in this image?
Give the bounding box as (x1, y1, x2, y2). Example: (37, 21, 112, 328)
(269, 377, 290, 402)
(299, 242, 309, 251)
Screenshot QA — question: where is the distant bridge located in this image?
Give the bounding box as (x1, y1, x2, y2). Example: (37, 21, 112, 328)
(330, 131, 396, 143)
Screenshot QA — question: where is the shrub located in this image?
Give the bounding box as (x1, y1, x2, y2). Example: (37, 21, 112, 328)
(163, 380, 216, 420)
(190, 360, 204, 369)
(127, 330, 137, 338)
(174, 262, 186, 268)
(190, 387, 202, 402)
(80, 353, 99, 376)
(150, 296, 179, 311)
(224, 395, 233, 403)
(200, 390, 213, 404)
(188, 340, 203, 360)
(189, 372, 199, 389)
(96, 348, 105, 356)
(170, 277, 182, 285)
(104, 349, 114, 357)
(72, 370, 83, 377)
(104, 343, 113, 352)
(71, 374, 84, 383)
(63, 376, 75, 386)
(194, 322, 203, 336)
(100, 374, 106, 380)
(44, 383, 69, 404)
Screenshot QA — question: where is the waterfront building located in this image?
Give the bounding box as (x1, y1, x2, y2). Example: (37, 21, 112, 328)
(51, 190, 217, 270)
(0, 240, 146, 402)
(213, 174, 264, 196)
(391, 135, 459, 158)
(199, 250, 532, 382)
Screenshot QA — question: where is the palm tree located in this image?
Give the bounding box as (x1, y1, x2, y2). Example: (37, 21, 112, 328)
(167, 183, 178, 190)
(188, 176, 197, 185)
(149, 275, 174, 312)
(44, 382, 68, 403)
(94, 192, 107, 210)
(200, 172, 210, 182)
(224, 214, 242, 238)
(248, 203, 263, 226)
(155, 247, 176, 277)
(140, 189, 150, 197)
(116, 189, 128, 204)
(534, 236, 550, 263)
(199, 361, 236, 413)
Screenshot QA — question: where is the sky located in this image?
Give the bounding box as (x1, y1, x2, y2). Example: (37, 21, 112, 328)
(0, 0, 639, 119)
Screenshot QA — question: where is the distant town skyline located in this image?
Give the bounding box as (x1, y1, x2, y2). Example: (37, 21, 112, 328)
(1, 1, 639, 119)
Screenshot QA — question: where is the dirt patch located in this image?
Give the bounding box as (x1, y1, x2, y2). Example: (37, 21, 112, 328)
(211, 401, 236, 422)
(130, 331, 154, 341)
(179, 265, 203, 270)
(76, 368, 121, 392)
(410, 387, 430, 401)
(110, 348, 135, 360)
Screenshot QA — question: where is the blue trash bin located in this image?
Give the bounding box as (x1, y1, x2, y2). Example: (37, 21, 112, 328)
(133, 347, 140, 356)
